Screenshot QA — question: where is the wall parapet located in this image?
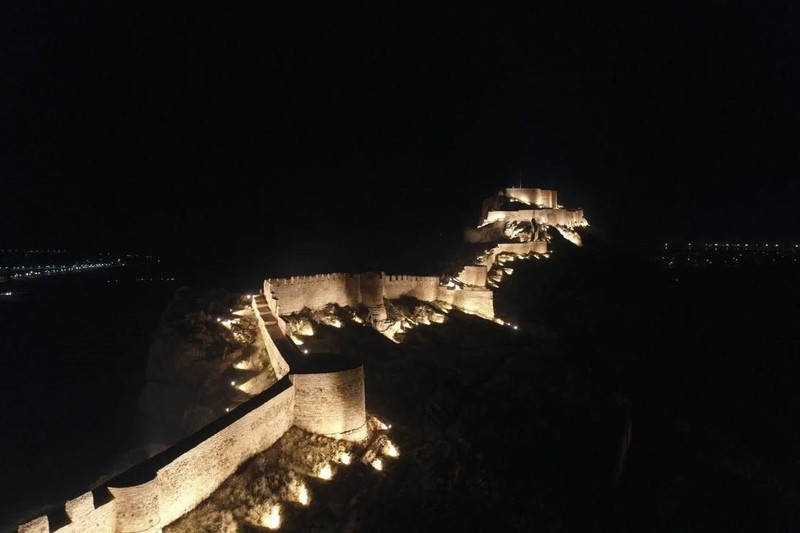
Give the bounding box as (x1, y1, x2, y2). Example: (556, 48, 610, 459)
(267, 273, 356, 287)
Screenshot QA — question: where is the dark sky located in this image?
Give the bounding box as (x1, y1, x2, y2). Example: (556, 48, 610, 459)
(2, 2, 799, 261)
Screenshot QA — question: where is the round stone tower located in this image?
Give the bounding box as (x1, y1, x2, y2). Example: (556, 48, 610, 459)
(291, 354, 368, 441)
(359, 271, 387, 326)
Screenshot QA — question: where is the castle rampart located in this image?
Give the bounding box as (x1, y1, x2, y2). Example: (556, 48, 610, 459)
(19, 315, 363, 533)
(481, 241, 549, 270)
(484, 209, 536, 225)
(266, 273, 359, 315)
(252, 294, 291, 379)
(503, 187, 558, 208)
(107, 478, 160, 533)
(436, 286, 495, 319)
(291, 364, 367, 442)
(532, 208, 585, 227)
(455, 265, 487, 288)
(18, 492, 116, 533)
(383, 274, 439, 300)
(154, 381, 295, 525)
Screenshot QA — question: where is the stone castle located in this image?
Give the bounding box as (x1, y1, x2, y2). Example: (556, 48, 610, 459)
(17, 187, 587, 533)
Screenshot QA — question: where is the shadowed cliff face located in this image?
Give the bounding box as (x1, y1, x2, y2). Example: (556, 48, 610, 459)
(138, 287, 274, 451)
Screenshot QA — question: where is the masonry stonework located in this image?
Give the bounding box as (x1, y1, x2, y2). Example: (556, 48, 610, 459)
(292, 366, 367, 441)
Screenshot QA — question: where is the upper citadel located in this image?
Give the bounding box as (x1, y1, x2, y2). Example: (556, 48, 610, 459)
(17, 187, 587, 533)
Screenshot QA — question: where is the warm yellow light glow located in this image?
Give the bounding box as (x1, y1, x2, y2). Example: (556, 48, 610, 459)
(290, 335, 304, 345)
(383, 440, 400, 457)
(233, 360, 252, 370)
(317, 463, 333, 480)
(331, 319, 342, 328)
(262, 505, 281, 529)
(338, 452, 352, 465)
(297, 483, 309, 506)
(375, 419, 390, 430)
(371, 458, 383, 471)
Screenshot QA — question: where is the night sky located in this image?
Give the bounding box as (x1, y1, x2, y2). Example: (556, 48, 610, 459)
(3, 2, 799, 262)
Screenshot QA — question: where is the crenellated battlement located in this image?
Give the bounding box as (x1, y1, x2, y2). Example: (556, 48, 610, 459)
(384, 274, 439, 284)
(267, 272, 357, 287)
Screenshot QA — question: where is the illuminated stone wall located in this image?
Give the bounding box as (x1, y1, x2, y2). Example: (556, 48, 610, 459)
(481, 241, 549, 270)
(455, 265, 487, 288)
(18, 516, 49, 533)
(108, 478, 160, 533)
(18, 384, 296, 533)
(156, 385, 295, 526)
(19, 493, 115, 533)
(532, 208, 586, 227)
(383, 274, 439, 300)
(266, 273, 360, 315)
(483, 208, 586, 228)
(484, 209, 535, 225)
(267, 272, 441, 315)
(17, 287, 369, 533)
(436, 286, 495, 319)
(252, 294, 291, 379)
(292, 366, 368, 442)
(503, 187, 558, 208)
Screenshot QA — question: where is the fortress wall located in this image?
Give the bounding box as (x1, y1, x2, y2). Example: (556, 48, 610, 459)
(455, 265, 487, 288)
(532, 208, 586, 227)
(383, 274, 440, 301)
(63, 494, 115, 533)
(156, 384, 295, 527)
(358, 272, 384, 307)
(262, 282, 289, 335)
(503, 188, 557, 208)
(108, 479, 160, 533)
(18, 494, 115, 533)
(484, 241, 548, 269)
(266, 273, 358, 315)
(484, 209, 535, 225)
(18, 516, 49, 533)
(252, 295, 290, 379)
(437, 287, 495, 319)
(292, 366, 367, 442)
(358, 272, 387, 322)
(237, 372, 271, 395)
